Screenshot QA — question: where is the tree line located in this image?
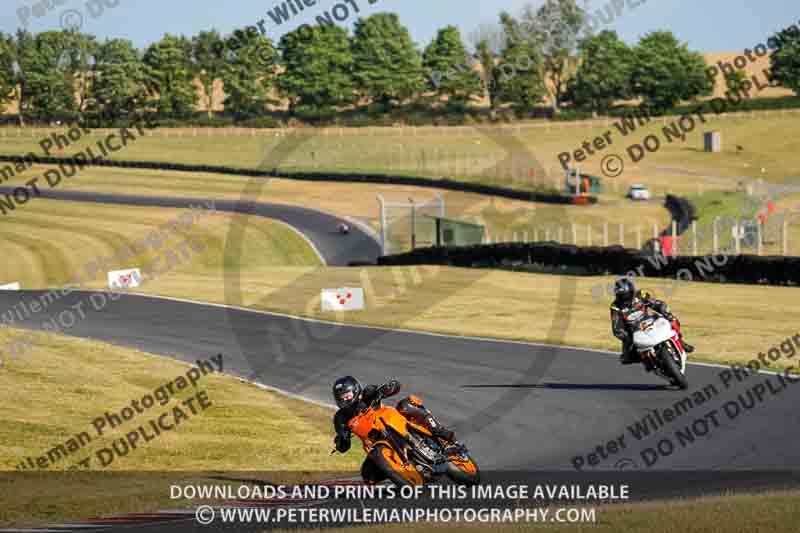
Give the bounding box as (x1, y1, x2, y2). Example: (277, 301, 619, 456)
(0, 0, 798, 126)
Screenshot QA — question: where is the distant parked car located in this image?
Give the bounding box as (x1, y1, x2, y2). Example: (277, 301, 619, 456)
(627, 184, 651, 201)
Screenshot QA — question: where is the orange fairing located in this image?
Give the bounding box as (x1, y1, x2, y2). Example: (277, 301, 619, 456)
(379, 445, 424, 485)
(348, 406, 409, 441)
(449, 453, 478, 475)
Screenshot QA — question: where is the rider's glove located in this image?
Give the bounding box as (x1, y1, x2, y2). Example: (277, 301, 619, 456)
(380, 380, 400, 397)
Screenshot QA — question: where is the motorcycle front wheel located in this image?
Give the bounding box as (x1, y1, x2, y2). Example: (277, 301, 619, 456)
(445, 451, 480, 485)
(370, 444, 423, 486)
(660, 345, 688, 390)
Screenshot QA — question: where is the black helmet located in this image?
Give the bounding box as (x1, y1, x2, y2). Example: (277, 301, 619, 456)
(614, 277, 636, 304)
(333, 376, 362, 409)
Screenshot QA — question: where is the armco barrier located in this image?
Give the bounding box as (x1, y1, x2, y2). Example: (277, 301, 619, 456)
(377, 242, 800, 287)
(0, 155, 597, 205)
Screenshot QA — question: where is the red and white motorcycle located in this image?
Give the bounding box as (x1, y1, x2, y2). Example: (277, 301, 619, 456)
(631, 311, 689, 390)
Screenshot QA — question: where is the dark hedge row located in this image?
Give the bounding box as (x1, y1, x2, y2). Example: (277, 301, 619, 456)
(662, 194, 697, 236)
(378, 242, 800, 287)
(0, 155, 596, 205)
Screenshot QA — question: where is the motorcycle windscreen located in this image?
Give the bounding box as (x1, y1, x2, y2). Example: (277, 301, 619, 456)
(633, 317, 674, 351)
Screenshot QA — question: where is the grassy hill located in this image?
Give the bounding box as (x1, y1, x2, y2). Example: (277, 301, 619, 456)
(0, 197, 321, 290)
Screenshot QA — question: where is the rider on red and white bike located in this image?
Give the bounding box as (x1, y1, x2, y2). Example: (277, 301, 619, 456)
(610, 278, 694, 364)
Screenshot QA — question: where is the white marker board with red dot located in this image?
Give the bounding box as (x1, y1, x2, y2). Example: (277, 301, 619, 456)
(321, 288, 365, 312)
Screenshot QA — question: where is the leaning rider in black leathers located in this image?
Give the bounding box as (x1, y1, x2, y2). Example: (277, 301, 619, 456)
(332, 376, 456, 483)
(610, 278, 694, 365)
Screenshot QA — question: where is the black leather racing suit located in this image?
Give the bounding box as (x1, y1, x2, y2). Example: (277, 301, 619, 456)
(610, 290, 674, 360)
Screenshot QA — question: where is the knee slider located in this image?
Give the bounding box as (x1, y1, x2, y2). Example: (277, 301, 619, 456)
(407, 394, 423, 407)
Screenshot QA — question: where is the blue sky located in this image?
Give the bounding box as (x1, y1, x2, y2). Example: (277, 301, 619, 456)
(2, 0, 798, 53)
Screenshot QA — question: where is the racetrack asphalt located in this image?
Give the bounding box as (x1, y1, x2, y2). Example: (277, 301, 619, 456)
(0, 186, 382, 266)
(2, 289, 799, 477)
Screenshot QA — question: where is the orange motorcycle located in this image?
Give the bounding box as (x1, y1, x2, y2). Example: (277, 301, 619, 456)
(334, 385, 480, 486)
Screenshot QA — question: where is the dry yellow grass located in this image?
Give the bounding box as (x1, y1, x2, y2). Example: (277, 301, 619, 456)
(0, 327, 362, 525)
(0, 328, 356, 472)
(5, 103, 796, 207)
(0, 197, 320, 290)
(704, 52, 793, 100)
(310, 489, 800, 533)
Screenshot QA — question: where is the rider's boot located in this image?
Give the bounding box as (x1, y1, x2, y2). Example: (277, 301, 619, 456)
(424, 414, 455, 443)
(619, 345, 640, 365)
